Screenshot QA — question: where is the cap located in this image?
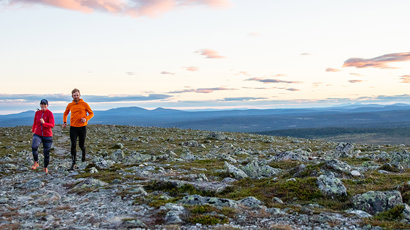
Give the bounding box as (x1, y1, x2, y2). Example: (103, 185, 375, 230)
(40, 99, 48, 105)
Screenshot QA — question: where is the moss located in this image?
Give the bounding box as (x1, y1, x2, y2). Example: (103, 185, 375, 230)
(144, 180, 216, 198)
(74, 170, 121, 183)
(379, 164, 400, 173)
(374, 205, 405, 221)
(188, 214, 228, 225)
(189, 205, 218, 214)
(363, 219, 410, 230)
(343, 170, 410, 196)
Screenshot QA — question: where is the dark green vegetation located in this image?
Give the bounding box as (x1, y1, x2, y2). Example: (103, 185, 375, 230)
(257, 127, 410, 145)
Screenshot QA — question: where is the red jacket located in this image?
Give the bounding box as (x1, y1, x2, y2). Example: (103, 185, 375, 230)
(32, 109, 55, 137)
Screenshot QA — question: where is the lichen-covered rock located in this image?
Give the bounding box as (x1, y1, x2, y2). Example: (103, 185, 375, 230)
(325, 159, 352, 174)
(352, 190, 403, 215)
(224, 161, 248, 179)
(111, 149, 125, 162)
(181, 140, 199, 147)
(239, 196, 263, 209)
(274, 150, 309, 162)
(113, 143, 124, 149)
(208, 132, 227, 140)
(19, 179, 44, 189)
(241, 160, 281, 178)
(335, 142, 354, 157)
(179, 195, 237, 208)
(317, 172, 347, 198)
(93, 156, 115, 169)
(390, 150, 410, 169)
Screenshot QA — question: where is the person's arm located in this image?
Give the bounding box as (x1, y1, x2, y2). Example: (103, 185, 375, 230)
(63, 104, 70, 124)
(43, 112, 55, 128)
(85, 103, 94, 121)
(32, 111, 37, 133)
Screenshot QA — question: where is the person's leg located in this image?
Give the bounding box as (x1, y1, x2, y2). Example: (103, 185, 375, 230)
(70, 127, 79, 167)
(31, 134, 41, 169)
(78, 126, 87, 162)
(42, 136, 53, 170)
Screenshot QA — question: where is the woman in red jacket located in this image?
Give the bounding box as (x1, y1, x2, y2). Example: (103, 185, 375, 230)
(31, 99, 55, 174)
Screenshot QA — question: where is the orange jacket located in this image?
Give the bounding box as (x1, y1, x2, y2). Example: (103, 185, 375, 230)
(63, 99, 94, 127)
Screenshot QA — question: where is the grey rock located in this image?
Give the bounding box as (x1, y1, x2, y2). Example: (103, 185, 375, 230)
(19, 179, 44, 189)
(272, 197, 284, 204)
(351, 170, 361, 177)
(325, 159, 352, 174)
(165, 210, 184, 224)
(208, 132, 227, 140)
(180, 195, 238, 208)
(93, 156, 115, 169)
(182, 140, 199, 147)
(335, 142, 354, 157)
(90, 167, 98, 174)
(390, 150, 410, 169)
(317, 172, 347, 198)
(346, 209, 373, 218)
(241, 160, 281, 178)
(111, 149, 125, 162)
(275, 150, 309, 162)
(224, 161, 248, 179)
(239, 196, 263, 209)
(113, 143, 124, 149)
(352, 190, 403, 215)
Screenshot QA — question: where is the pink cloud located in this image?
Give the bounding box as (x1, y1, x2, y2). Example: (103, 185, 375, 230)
(7, 0, 230, 17)
(348, 80, 363, 83)
(349, 73, 362, 76)
(168, 87, 236, 94)
(184, 66, 199, 71)
(197, 49, 225, 59)
(343, 52, 410, 69)
(401, 75, 410, 83)
(161, 71, 175, 75)
(326, 68, 340, 72)
(246, 77, 300, 84)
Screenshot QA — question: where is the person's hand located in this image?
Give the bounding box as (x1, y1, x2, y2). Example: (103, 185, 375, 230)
(62, 123, 67, 128)
(81, 118, 86, 123)
(40, 118, 45, 124)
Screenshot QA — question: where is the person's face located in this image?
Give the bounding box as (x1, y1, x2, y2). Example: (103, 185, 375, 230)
(72, 92, 80, 102)
(40, 103, 48, 110)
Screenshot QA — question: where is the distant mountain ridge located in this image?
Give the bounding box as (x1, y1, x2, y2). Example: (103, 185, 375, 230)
(1, 104, 410, 133)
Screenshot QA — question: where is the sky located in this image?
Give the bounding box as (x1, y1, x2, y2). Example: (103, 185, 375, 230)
(0, 0, 409, 114)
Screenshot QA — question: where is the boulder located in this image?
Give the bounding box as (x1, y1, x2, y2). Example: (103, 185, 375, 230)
(241, 160, 281, 178)
(352, 190, 403, 215)
(224, 162, 248, 179)
(317, 172, 347, 198)
(335, 142, 354, 157)
(239, 196, 263, 209)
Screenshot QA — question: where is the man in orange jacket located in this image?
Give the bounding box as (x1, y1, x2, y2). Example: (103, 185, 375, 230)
(63, 88, 94, 170)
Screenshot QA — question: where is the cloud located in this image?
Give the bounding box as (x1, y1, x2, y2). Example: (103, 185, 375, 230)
(343, 52, 410, 69)
(184, 66, 199, 72)
(326, 68, 340, 72)
(401, 75, 410, 83)
(286, 88, 300, 91)
(223, 97, 267, 101)
(0, 93, 172, 103)
(161, 71, 175, 75)
(301, 53, 311, 56)
(349, 73, 362, 76)
(246, 77, 300, 84)
(6, 0, 230, 17)
(248, 32, 260, 37)
(168, 87, 236, 94)
(348, 80, 363, 83)
(197, 49, 225, 59)
(126, 72, 136, 76)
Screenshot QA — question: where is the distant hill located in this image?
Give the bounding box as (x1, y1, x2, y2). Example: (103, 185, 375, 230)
(1, 104, 410, 133)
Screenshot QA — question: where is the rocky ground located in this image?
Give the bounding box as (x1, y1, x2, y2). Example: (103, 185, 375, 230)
(1, 125, 410, 229)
